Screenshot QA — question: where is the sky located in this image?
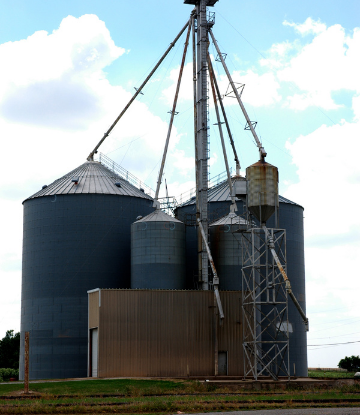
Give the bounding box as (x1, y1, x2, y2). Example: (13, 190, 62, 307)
(0, 0, 359, 369)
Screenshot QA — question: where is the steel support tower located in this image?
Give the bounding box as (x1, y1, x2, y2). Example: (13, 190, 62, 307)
(241, 228, 290, 380)
(186, 0, 218, 290)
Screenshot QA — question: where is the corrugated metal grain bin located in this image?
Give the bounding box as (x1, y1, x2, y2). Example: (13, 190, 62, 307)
(131, 210, 186, 289)
(175, 176, 307, 377)
(209, 213, 247, 290)
(246, 160, 279, 224)
(88, 289, 243, 377)
(20, 161, 154, 380)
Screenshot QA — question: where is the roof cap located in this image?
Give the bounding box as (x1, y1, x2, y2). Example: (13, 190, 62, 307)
(134, 209, 183, 223)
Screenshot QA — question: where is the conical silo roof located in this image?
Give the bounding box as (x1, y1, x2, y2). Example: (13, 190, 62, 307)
(23, 161, 153, 203)
(134, 208, 182, 223)
(178, 176, 302, 208)
(210, 212, 248, 227)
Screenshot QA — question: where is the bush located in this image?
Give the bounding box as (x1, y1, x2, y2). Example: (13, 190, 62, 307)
(0, 330, 20, 369)
(338, 355, 360, 372)
(0, 368, 19, 382)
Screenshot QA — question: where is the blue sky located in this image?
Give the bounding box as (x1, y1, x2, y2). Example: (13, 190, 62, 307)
(0, 0, 359, 369)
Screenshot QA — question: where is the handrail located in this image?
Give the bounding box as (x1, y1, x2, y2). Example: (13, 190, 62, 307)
(96, 153, 155, 197)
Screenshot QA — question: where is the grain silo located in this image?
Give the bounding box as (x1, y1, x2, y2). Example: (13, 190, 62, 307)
(131, 209, 186, 289)
(20, 160, 154, 380)
(209, 212, 247, 291)
(175, 176, 308, 377)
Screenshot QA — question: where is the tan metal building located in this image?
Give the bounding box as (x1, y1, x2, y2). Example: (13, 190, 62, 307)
(88, 289, 244, 377)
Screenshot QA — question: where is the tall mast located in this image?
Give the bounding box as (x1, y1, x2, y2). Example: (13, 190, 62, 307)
(185, 0, 218, 290)
(197, 0, 210, 290)
(185, 0, 218, 289)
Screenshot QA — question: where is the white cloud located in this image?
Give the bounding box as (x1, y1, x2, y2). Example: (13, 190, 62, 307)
(0, 14, 185, 337)
(284, 109, 360, 367)
(283, 17, 327, 36)
(278, 23, 360, 110)
(285, 91, 341, 111)
(260, 40, 298, 69)
(161, 62, 193, 106)
(352, 94, 360, 120)
(162, 63, 281, 108)
(220, 70, 282, 107)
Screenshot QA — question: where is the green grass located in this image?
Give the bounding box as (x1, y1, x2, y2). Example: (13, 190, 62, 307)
(1, 378, 360, 414)
(0, 378, 185, 396)
(308, 370, 356, 378)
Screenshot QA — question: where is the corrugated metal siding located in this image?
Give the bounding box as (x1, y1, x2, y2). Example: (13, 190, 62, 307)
(177, 176, 301, 208)
(93, 289, 243, 377)
(24, 161, 153, 202)
(88, 291, 99, 328)
(131, 221, 186, 289)
(19, 192, 154, 380)
(217, 292, 243, 376)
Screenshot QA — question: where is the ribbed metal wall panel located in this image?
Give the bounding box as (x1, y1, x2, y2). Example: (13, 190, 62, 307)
(131, 213, 186, 289)
(217, 291, 243, 376)
(176, 197, 307, 377)
(267, 204, 307, 377)
(88, 291, 99, 328)
(20, 193, 154, 380)
(90, 289, 243, 377)
(210, 214, 247, 291)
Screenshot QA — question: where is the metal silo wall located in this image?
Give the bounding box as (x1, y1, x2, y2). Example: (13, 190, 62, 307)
(176, 200, 245, 290)
(131, 221, 186, 289)
(267, 203, 307, 377)
(20, 193, 154, 380)
(176, 199, 307, 377)
(210, 223, 244, 291)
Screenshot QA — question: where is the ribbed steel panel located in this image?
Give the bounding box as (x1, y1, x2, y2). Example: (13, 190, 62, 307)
(89, 289, 243, 377)
(20, 161, 155, 380)
(178, 175, 298, 207)
(246, 160, 279, 224)
(131, 210, 186, 289)
(24, 161, 153, 202)
(88, 290, 99, 328)
(175, 177, 307, 377)
(210, 213, 247, 290)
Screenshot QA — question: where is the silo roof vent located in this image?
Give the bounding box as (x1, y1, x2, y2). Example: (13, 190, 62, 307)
(115, 182, 121, 188)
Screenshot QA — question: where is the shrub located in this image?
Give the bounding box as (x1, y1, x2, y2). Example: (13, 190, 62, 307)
(0, 330, 20, 369)
(0, 368, 19, 382)
(338, 355, 360, 372)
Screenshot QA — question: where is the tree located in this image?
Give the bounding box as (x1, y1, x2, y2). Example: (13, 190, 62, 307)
(0, 330, 20, 369)
(338, 355, 360, 372)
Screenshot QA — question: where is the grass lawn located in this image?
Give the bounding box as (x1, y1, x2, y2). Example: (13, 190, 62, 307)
(308, 370, 356, 378)
(0, 378, 185, 396)
(1, 378, 360, 414)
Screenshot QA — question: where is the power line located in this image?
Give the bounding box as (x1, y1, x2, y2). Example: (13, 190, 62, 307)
(105, 135, 148, 156)
(310, 330, 360, 341)
(214, 9, 266, 59)
(309, 340, 360, 347)
(213, 10, 339, 128)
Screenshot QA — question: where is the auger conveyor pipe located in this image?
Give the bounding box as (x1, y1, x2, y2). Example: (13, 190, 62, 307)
(87, 19, 192, 161)
(197, 219, 225, 320)
(209, 29, 267, 160)
(154, 20, 192, 202)
(208, 55, 236, 210)
(208, 54, 241, 176)
(262, 225, 309, 331)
